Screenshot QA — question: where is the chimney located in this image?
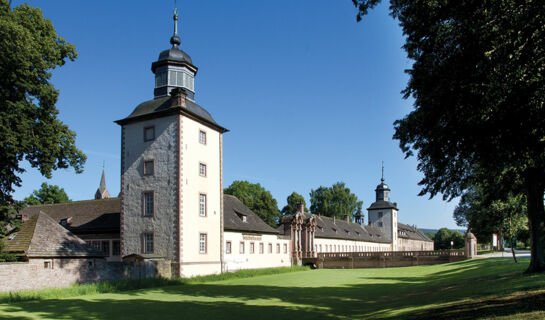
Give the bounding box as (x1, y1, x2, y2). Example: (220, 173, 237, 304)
(298, 202, 305, 214)
(344, 215, 350, 222)
(171, 88, 187, 107)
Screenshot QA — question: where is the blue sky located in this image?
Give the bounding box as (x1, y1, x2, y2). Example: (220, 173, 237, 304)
(11, 0, 460, 229)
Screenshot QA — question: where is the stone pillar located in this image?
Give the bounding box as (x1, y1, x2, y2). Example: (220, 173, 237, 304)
(465, 231, 477, 258)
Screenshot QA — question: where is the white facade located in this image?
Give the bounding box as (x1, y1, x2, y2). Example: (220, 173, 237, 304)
(314, 237, 391, 253)
(223, 232, 291, 272)
(178, 115, 223, 277)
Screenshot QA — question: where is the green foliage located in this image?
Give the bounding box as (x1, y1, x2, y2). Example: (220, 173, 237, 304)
(453, 187, 528, 245)
(0, 1, 86, 205)
(309, 182, 362, 219)
(433, 228, 464, 250)
(353, 0, 545, 272)
(0, 266, 309, 303)
(0, 201, 23, 237)
(281, 192, 308, 215)
(0, 239, 17, 262)
(24, 182, 70, 205)
(224, 180, 280, 227)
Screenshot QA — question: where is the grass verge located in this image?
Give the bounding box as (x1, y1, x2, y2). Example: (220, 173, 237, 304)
(0, 265, 309, 304)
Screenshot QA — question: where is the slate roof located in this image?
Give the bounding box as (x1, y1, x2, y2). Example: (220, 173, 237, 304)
(367, 200, 398, 210)
(3, 212, 105, 258)
(397, 223, 433, 242)
(115, 95, 228, 133)
(282, 213, 390, 243)
(157, 47, 193, 65)
(19, 198, 121, 234)
(223, 195, 280, 234)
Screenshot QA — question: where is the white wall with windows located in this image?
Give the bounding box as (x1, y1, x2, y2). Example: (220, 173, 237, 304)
(223, 232, 291, 272)
(313, 237, 392, 254)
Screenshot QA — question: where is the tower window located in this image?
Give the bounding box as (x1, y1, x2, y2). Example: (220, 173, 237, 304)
(142, 191, 154, 216)
(199, 130, 206, 144)
(378, 212, 383, 219)
(155, 72, 167, 87)
(378, 222, 383, 227)
(199, 194, 207, 217)
(143, 160, 154, 176)
(143, 233, 154, 254)
(144, 126, 155, 142)
(199, 163, 206, 177)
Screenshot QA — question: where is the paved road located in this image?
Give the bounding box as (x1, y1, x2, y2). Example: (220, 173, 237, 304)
(478, 249, 530, 258)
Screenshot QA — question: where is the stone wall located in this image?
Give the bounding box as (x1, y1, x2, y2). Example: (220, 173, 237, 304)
(0, 258, 172, 293)
(121, 115, 179, 260)
(316, 251, 466, 269)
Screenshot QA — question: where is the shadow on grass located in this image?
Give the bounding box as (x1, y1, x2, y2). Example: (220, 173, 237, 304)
(1, 258, 542, 320)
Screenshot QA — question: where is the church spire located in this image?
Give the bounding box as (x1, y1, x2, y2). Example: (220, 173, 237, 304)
(95, 168, 110, 200)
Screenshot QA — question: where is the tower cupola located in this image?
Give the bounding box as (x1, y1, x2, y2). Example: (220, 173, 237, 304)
(375, 163, 390, 201)
(151, 6, 198, 100)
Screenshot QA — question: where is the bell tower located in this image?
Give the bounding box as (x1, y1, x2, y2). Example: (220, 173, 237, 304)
(151, 6, 197, 100)
(367, 164, 399, 250)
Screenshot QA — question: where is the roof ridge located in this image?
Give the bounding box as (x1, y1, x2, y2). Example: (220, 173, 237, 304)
(25, 197, 119, 209)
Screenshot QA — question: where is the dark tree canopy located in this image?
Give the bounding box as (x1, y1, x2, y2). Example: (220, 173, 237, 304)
(433, 228, 464, 250)
(224, 180, 280, 227)
(281, 192, 308, 215)
(24, 182, 70, 206)
(454, 187, 528, 246)
(354, 0, 545, 272)
(309, 182, 362, 219)
(0, 1, 86, 205)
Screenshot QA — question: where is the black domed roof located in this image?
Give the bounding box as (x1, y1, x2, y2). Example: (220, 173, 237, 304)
(376, 181, 390, 191)
(157, 47, 192, 64)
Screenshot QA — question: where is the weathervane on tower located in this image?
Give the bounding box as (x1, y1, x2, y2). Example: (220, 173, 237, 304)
(381, 161, 385, 183)
(170, 0, 181, 48)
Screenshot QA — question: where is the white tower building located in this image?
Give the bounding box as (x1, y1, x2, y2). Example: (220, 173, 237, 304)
(367, 167, 399, 251)
(115, 7, 228, 277)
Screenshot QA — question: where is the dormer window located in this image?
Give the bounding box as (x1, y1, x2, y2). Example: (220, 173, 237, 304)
(236, 213, 247, 223)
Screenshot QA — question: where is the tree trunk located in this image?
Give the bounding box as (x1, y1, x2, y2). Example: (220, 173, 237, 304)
(525, 169, 545, 273)
(511, 238, 517, 263)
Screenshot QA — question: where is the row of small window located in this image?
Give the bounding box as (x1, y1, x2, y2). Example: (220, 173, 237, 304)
(315, 244, 388, 253)
(142, 233, 208, 254)
(87, 240, 121, 256)
(226, 241, 288, 255)
(142, 192, 208, 217)
(142, 159, 207, 177)
(143, 127, 207, 145)
(155, 70, 194, 91)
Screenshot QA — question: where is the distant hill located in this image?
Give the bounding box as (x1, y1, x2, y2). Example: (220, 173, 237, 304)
(420, 228, 466, 235)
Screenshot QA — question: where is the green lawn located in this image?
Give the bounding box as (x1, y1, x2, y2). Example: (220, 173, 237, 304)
(1, 258, 544, 320)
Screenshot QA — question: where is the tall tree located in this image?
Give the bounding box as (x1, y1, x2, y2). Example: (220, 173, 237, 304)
(24, 182, 70, 205)
(224, 180, 280, 227)
(281, 192, 308, 215)
(309, 182, 362, 219)
(0, 1, 86, 205)
(354, 0, 545, 272)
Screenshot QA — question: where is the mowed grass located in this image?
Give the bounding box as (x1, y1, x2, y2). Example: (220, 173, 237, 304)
(1, 258, 544, 320)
